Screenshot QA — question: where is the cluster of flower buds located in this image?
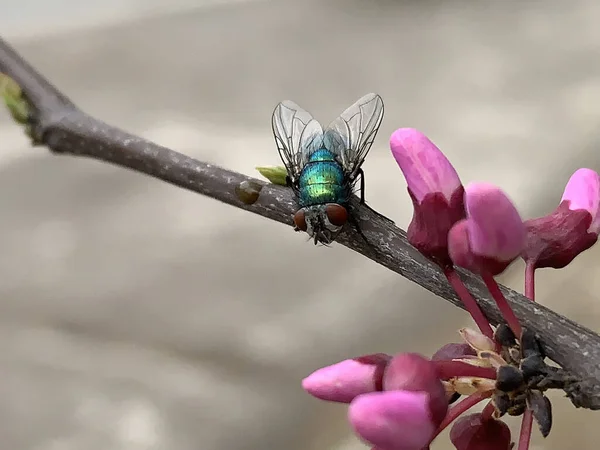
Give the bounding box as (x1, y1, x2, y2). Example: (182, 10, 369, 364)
(390, 128, 600, 275)
(303, 352, 448, 450)
(302, 128, 600, 450)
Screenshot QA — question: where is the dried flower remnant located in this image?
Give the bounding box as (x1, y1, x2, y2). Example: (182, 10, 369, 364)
(459, 327, 496, 353)
(436, 325, 564, 449)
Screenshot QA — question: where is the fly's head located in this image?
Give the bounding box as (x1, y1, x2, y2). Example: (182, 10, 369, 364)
(293, 203, 349, 245)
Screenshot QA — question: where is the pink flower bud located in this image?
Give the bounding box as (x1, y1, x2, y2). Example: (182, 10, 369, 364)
(448, 183, 525, 275)
(449, 413, 512, 450)
(349, 391, 439, 450)
(302, 354, 391, 403)
(561, 168, 600, 227)
(383, 353, 448, 426)
(390, 128, 465, 269)
(523, 168, 600, 269)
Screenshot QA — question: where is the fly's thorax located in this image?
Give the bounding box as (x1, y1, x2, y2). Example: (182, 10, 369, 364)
(307, 148, 337, 163)
(293, 203, 349, 245)
(298, 157, 348, 207)
(299, 161, 345, 187)
(299, 183, 348, 207)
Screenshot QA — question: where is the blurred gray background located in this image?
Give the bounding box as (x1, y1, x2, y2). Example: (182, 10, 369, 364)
(1, 0, 600, 449)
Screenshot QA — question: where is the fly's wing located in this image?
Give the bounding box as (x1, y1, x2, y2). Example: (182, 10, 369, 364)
(272, 100, 324, 185)
(322, 93, 384, 180)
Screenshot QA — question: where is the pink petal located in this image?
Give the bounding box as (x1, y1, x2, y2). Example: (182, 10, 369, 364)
(561, 168, 600, 234)
(382, 353, 448, 426)
(464, 182, 525, 262)
(349, 391, 437, 450)
(390, 128, 462, 203)
(448, 219, 476, 270)
(302, 354, 390, 403)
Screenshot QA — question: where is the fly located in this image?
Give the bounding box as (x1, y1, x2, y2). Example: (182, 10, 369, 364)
(271, 93, 385, 245)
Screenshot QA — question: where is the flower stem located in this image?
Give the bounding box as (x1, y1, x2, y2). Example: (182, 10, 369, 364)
(481, 400, 495, 420)
(518, 410, 534, 450)
(481, 272, 522, 338)
(525, 261, 536, 301)
(433, 360, 497, 380)
(445, 269, 494, 339)
(431, 391, 493, 439)
(518, 260, 536, 450)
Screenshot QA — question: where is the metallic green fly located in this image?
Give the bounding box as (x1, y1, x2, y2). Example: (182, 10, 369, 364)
(271, 93, 384, 245)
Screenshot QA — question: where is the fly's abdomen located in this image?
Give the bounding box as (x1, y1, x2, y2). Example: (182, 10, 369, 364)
(298, 156, 347, 207)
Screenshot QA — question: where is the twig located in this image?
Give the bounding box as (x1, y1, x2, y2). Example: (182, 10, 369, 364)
(1, 36, 599, 410)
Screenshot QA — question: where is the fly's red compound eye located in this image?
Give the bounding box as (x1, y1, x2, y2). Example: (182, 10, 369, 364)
(325, 204, 348, 227)
(293, 209, 307, 231)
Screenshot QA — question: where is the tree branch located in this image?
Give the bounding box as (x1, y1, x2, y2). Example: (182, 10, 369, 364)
(1, 36, 599, 410)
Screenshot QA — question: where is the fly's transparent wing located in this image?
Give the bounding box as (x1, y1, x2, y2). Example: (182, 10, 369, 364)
(272, 100, 324, 184)
(322, 93, 384, 179)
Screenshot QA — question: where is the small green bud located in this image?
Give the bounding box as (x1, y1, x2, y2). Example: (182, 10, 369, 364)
(256, 166, 288, 186)
(0, 74, 29, 124)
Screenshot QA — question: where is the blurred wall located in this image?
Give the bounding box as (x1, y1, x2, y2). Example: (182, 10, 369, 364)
(1, 1, 600, 449)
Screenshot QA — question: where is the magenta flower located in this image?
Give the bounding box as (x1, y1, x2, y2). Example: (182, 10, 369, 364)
(448, 182, 526, 336)
(301, 325, 561, 450)
(301, 125, 596, 450)
(523, 168, 600, 269)
(301, 353, 390, 403)
(349, 391, 439, 450)
(448, 182, 525, 276)
(562, 168, 600, 228)
(382, 353, 448, 425)
(390, 129, 496, 340)
(390, 128, 465, 269)
(348, 353, 448, 450)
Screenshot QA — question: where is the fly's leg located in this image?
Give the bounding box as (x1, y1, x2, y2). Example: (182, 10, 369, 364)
(347, 205, 372, 247)
(348, 216, 369, 246)
(357, 168, 366, 204)
(355, 169, 395, 226)
(286, 175, 302, 232)
(363, 204, 395, 226)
